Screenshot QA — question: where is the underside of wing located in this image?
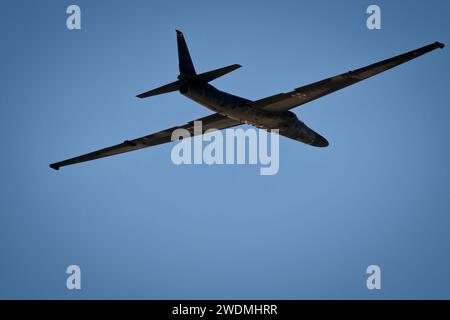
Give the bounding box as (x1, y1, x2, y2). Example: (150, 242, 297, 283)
(49, 113, 240, 170)
(250, 41, 444, 112)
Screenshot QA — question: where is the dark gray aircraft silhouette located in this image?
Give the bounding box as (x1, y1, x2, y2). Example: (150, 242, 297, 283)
(49, 30, 444, 170)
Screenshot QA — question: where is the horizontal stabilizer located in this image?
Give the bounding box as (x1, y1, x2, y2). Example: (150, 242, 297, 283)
(195, 64, 241, 83)
(136, 80, 182, 98)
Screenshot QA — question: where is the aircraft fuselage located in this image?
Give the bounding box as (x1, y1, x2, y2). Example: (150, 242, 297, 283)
(181, 81, 328, 147)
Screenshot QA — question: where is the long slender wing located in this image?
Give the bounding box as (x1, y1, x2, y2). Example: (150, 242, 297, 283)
(249, 41, 444, 112)
(49, 113, 240, 170)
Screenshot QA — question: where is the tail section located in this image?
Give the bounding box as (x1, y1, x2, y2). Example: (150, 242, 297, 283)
(136, 30, 241, 99)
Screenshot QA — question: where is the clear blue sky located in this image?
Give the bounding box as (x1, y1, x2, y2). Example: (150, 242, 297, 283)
(0, 0, 449, 299)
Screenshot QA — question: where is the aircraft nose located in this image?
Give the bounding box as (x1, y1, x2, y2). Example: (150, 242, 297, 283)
(312, 134, 329, 147)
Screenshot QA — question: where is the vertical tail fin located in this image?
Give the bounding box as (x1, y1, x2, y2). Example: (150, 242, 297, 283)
(176, 30, 196, 78)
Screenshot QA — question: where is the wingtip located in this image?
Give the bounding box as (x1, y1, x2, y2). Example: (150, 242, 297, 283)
(176, 29, 183, 36)
(435, 41, 445, 49)
(49, 163, 60, 171)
